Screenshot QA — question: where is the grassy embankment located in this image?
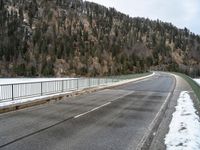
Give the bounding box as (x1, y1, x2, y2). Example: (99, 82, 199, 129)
(174, 72, 200, 102)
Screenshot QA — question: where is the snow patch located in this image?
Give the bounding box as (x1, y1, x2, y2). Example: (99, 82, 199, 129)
(193, 79, 200, 86)
(165, 91, 200, 150)
(0, 91, 71, 107)
(0, 78, 74, 85)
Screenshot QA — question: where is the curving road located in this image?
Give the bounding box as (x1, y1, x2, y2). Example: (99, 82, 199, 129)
(0, 72, 175, 150)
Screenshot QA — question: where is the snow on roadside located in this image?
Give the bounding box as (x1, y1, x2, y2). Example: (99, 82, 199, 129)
(0, 91, 71, 107)
(165, 91, 200, 150)
(0, 78, 75, 85)
(193, 79, 200, 86)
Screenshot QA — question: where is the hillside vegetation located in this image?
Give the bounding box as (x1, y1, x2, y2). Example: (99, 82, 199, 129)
(0, 0, 200, 77)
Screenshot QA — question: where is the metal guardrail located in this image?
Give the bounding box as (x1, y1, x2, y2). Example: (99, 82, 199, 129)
(0, 77, 120, 103)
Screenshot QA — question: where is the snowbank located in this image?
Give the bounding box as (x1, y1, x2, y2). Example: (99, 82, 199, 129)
(165, 91, 200, 150)
(0, 91, 71, 107)
(194, 79, 200, 86)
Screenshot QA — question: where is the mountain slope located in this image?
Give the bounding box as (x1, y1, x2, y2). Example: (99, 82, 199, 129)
(0, 0, 200, 77)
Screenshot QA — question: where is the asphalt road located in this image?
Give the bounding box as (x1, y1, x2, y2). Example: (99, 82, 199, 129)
(0, 72, 175, 150)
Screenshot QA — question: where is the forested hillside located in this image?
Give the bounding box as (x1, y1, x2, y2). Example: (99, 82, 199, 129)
(0, 0, 200, 77)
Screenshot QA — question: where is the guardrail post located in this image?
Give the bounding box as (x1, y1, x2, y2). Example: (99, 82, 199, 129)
(41, 82, 43, 96)
(12, 84, 14, 101)
(89, 78, 91, 87)
(77, 79, 79, 90)
(62, 80, 64, 92)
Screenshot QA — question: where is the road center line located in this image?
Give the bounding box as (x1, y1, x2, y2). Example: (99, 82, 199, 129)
(90, 102, 111, 111)
(110, 91, 134, 102)
(74, 91, 134, 119)
(74, 102, 111, 119)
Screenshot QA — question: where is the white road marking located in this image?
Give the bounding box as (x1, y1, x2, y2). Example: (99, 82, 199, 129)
(149, 92, 171, 129)
(74, 102, 111, 119)
(90, 102, 111, 111)
(74, 91, 134, 119)
(110, 91, 134, 102)
(136, 92, 172, 150)
(73, 74, 155, 120)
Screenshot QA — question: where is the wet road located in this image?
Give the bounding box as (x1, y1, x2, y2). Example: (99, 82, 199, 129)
(0, 72, 175, 150)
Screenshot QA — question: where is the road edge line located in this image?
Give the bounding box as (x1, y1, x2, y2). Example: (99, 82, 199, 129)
(136, 73, 176, 150)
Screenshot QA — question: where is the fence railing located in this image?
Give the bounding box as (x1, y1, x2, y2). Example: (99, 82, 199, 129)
(0, 77, 121, 103)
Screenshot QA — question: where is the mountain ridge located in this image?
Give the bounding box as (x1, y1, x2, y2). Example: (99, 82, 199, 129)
(0, 0, 200, 77)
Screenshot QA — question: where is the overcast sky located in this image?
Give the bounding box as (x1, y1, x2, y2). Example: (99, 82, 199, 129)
(86, 0, 200, 35)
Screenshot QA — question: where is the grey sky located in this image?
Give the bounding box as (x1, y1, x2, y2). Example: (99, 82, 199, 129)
(86, 0, 200, 35)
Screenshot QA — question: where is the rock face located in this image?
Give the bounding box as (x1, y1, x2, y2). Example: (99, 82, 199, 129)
(0, 0, 200, 77)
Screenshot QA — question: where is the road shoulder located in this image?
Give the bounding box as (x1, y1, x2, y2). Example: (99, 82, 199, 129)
(148, 74, 195, 150)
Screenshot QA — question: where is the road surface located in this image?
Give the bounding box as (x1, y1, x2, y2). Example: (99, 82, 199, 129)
(0, 72, 175, 150)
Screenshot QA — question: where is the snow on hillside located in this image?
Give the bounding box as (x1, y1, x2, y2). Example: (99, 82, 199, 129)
(165, 91, 200, 150)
